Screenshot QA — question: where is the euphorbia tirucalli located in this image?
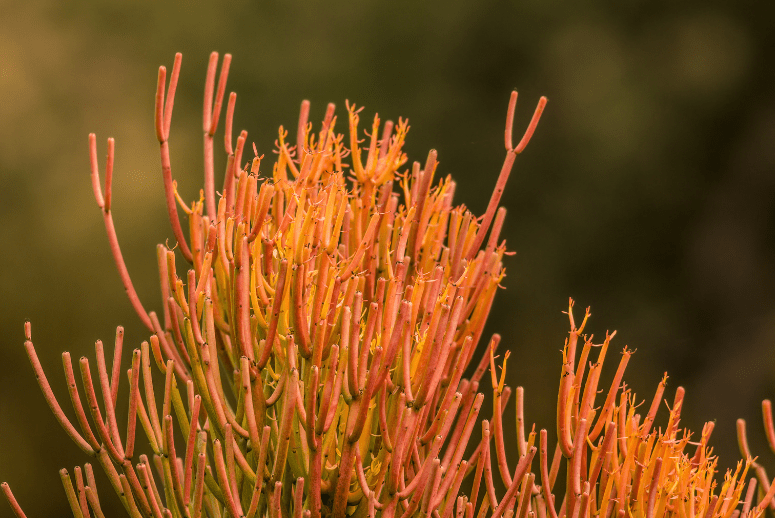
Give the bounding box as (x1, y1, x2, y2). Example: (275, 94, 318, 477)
(0, 52, 769, 518)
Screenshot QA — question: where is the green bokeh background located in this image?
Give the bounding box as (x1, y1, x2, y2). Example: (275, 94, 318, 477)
(1, 1, 774, 515)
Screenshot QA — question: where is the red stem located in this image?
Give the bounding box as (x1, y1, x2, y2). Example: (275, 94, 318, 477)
(62, 352, 102, 452)
(464, 151, 515, 263)
(214, 439, 243, 518)
(94, 338, 122, 449)
(192, 454, 206, 518)
(482, 422, 498, 509)
(588, 422, 616, 494)
(260, 259, 288, 370)
(1, 483, 27, 518)
(588, 350, 631, 442)
(293, 478, 306, 518)
(246, 426, 272, 518)
(121, 461, 152, 517)
(208, 54, 232, 137)
(468, 421, 488, 511)
(567, 418, 588, 515)
(124, 349, 141, 459)
(763, 400, 775, 455)
(163, 53, 182, 142)
(109, 327, 124, 409)
(90, 134, 154, 331)
(514, 96, 548, 154)
(225, 92, 237, 154)
(202, 52, 225, 219)
(235, 235, 253, 360)
(539, 430, 559, 518)
(240, 357, 260, 448)
(645, 457, 663, 518)
(293, 263, 313, 358)
(155, 65, 193, 263)
(183, 396, 201, 505)
(438, 394, 484, 498)
(737, 419, 754, 461)
(298, 100, 310, 161)
(79, 357, 124, 462)
(491, 448, 537, 518)
(137, 463, 164, 518)
(504, 91, 518, 151)
(742, 477, 757, 518)
(471, 334, 501, 386)
(306, 366, 320, 451)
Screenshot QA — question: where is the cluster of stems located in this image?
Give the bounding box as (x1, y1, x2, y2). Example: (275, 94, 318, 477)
(1, 52, 769, 518)
(546, 303, 759, 518)
(735, 398, 775, 515)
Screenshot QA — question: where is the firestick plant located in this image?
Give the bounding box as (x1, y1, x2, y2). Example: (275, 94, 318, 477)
(2, 52, 770, 518)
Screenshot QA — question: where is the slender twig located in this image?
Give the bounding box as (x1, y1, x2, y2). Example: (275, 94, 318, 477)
(90, 135, 154, 331)
(24, 340, 96, 456)
(1, 483, 28, 518)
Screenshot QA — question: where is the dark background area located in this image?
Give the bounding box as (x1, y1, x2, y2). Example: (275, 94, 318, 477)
(2, 1, 775, 516)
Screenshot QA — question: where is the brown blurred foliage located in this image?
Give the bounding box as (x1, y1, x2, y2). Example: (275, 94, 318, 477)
(1, 1, 774, 516)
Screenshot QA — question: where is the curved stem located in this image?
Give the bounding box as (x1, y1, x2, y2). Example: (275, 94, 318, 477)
(90, 134, 154, 331)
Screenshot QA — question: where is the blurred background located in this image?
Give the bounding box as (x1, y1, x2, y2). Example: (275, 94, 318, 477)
(2, 0, 775, 515)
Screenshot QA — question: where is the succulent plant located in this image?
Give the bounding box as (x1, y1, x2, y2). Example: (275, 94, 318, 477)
(1, 52, 768, 518)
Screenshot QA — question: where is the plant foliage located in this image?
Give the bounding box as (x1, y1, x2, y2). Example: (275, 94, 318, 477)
(2, 52, 769, 518)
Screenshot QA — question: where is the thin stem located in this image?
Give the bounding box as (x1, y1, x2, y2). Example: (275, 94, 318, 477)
(1, 483, 28, 518)
(504, 91, 518, 151)
(125, 350, 141, 460)
(763, 400, 775, 455)
(109, 327, 124, 409)
(60, 469, 85, 518)
(62, 352, 102, 452)
(24, 341, 95, 456)
(118, 474, 143, 518)
(246, 426, 271, 518)
(80, 357, 125, 462)
(539, 430, 559, 518)
(156, 64, 193, 263)
(214, 439, 244, 518)
(514, 96, 548, 154)
(184, 395, 202, 505)
(95, 340, 123, 452)
(90, 134, 154, 331)
(136, 463, 164, 518)
(742, 477, 757, 518)
(491, 448, 537, 518)
(85, 486, 108, 518)
(192, 454, 207, 518)
(737, 419, 755, 462)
